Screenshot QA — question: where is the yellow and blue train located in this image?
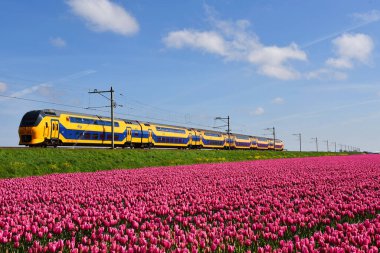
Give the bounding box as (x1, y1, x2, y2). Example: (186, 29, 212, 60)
(18, 109, 284, 150)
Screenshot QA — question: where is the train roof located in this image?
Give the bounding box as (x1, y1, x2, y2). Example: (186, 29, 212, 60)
(35, 109, 282, 141)
(39, 109, 133, 122)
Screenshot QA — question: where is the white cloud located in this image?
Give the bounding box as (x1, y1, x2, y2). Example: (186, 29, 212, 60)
(10, 83, 53, 98)
(305, 68, 347, 80)
(248, 43, 306, 80)
(326, 33, 374, 69)
(271, 97, 284, 104)
(352, 10, 380, 23)
(163, 16, 307, 80)
(50, 37, 67, 48)
(67, 0, 139, 36)
(0, 82, 7, 93)
(250, 107, 264, 116)
(164, 30, 228, 56)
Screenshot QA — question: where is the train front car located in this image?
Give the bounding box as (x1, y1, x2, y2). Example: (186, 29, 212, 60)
(19, 110, 49, 146)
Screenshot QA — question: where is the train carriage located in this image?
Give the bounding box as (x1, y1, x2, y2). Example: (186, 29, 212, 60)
(58, 112, 127, 147)
(148, 123, 190, 148)
(275, 139, 284, 151)
(199, 130, 225, 149)
(256, 137, 269, 150)
(234, 134, 251, 149)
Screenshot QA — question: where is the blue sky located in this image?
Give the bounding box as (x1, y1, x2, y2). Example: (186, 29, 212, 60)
(0, 0, 379, 151)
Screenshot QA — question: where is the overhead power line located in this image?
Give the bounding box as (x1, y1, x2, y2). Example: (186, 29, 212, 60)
(0, 94, 86, 110)
(0, 93, 217, 130)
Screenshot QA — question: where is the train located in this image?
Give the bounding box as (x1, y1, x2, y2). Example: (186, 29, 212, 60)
(18, 109, 284, 150)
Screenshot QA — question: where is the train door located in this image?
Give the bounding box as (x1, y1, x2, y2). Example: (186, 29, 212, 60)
(193, 130, 199, 147)
(189, 133, 192, 147)
(50, 120, 59, 139)
(148, 129, 153, 144)
(43, 122, 49, 138)
(126, 127, 132, 143)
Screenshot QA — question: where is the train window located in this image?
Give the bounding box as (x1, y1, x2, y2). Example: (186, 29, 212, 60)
(156, 126, 185, 134)
(84, 133, 91, 139)
(100, 134, 104, 140)
(93, 134, 98, 140)
(204, 132, 221, 137)
(44, 111, 56, 116)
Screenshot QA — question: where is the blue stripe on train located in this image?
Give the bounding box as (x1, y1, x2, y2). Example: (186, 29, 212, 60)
(59, 124, 127, 141)
(59, 125, 272, 148)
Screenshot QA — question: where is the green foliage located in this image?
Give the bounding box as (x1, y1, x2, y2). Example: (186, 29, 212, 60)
(0, 148, 354, 179)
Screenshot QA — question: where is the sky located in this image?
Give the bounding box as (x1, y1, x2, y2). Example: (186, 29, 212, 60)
(0, 0, 379, 151)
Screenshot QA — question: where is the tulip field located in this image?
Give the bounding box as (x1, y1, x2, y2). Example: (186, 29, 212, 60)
(1, 155, 380, 252)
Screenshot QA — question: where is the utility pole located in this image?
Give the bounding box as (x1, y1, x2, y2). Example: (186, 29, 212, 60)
(323, 140, 329, 152)
(292, 133, 302, 152)
(332, 142, 336, 152)
(215, 116, 230, 150)
(265, 127, 276, 151)
(311, 137, 318, 152)
(89, 86, 116, 149)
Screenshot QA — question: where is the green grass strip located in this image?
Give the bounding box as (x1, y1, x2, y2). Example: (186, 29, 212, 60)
(0, 148, 355, 179)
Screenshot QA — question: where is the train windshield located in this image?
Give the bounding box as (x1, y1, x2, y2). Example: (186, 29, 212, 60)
(20, 111, 43, 127)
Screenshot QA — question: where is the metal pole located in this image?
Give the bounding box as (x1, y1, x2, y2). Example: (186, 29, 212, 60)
(315, 137, 318, 152)
(326, 140, 329, 152)
(88, 87, 116, 149)
(215, 116, 230, 150)
(293, 133, 301, 152)
(110, 86, 114, 149)
(227, 116, 230, 150)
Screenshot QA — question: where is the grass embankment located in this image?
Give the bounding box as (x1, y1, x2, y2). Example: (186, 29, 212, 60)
(0, 148, 353, 179)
